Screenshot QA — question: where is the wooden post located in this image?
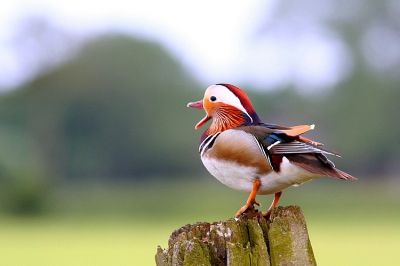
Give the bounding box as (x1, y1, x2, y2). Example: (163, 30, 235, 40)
(268, 206, 317, 266)
(155, 206, 316, 266)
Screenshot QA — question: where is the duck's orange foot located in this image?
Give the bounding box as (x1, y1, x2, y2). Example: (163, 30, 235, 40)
(261, 210, 272, 219)
(235, 179, 262, 218)
(235, 202, 260, 218)
(235, 203, 252, 218)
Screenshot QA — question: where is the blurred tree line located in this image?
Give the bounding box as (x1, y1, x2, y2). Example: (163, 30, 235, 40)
(0, 33, 205, 181)
(0, 0, 399, 214)
(0, 31, 398, 181)
(0, 32, 208, 213)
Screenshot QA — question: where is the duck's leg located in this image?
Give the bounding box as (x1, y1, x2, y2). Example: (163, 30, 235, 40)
(235, 179, 261, 218)
(262, 191, 282, 217)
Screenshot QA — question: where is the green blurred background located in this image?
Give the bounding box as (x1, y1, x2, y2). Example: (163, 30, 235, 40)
(0, 0, 400, 265)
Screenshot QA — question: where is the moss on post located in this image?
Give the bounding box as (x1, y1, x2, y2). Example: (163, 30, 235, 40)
(268, 206, 317, 266)
(155, 206, 316, 266)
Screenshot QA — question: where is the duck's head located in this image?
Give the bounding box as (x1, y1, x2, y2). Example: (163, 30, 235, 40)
(187, 84, 261, 132)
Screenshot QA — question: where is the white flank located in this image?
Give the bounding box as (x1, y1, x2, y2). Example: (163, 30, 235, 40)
(202, 156, 323, 195)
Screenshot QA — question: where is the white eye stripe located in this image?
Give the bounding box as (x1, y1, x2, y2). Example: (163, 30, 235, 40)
(205, 85, 253, 123)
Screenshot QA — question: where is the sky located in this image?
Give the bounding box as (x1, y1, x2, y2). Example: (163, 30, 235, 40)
(0, 0, 349, 92)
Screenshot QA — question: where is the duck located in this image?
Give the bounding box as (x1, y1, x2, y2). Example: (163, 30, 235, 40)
(187, 83, 356, 218)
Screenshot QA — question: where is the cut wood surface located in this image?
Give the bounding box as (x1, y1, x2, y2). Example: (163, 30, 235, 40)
(156, 206, 317, 266)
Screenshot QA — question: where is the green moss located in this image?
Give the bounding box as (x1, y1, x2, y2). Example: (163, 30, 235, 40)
(226, 242, 251, 266)
(268, 217, 294, 265)
(248, 219, 271, 266)
(224, 218, 249, 245)
(182, 238, 210, 266)
(268, 206, 317, 266)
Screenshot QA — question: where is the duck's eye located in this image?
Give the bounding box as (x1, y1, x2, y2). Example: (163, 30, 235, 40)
(210, 96, 217, 102)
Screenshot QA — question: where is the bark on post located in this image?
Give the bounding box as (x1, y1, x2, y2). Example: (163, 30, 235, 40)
(155, 205, 316, 266)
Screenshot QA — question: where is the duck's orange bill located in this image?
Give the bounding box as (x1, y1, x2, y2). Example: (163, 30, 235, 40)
(187, 100, 211, 129)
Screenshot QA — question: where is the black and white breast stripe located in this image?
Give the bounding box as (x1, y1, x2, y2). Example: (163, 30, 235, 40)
(199, 133, 221, 156)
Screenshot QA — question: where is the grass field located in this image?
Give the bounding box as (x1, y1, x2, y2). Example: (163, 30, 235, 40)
(0, 177, 399, 265)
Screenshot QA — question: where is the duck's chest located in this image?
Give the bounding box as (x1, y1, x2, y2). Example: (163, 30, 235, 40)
(200, 130, 273, 191)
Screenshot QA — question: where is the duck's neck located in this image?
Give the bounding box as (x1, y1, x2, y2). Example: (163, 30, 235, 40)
(199, 106, 262, 144)
(208, 106, 255, 134)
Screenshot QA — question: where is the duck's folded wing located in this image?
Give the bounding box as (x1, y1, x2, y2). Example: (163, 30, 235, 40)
(236, 124, 357, 180)
(239, 124, 330, 154)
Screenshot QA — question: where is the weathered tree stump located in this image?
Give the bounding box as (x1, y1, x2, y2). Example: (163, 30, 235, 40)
(155, 206, 317, 266)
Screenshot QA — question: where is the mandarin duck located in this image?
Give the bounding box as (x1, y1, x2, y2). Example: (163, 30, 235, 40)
(187, 84, 356, 218)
